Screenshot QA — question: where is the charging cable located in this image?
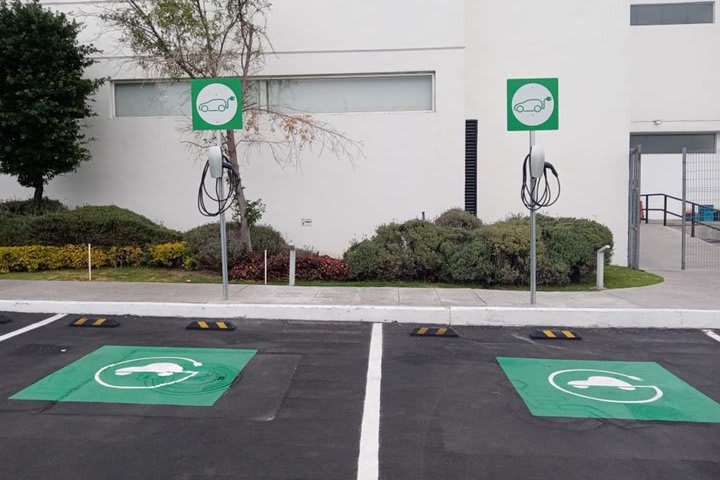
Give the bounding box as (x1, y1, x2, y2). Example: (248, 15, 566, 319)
(197, 152, 240, 217)
(521, 152, 561, 211)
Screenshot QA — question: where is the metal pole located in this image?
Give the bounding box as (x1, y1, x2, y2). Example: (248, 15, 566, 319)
(663, 195, 667, 226)
(289, 244, 296, 286)
(529, 130, 537, 305)
(264, 249, 268, 285)
(216, 131, 229, 300)
(88, 243, 92, 281)
(681, 147, 687, 270)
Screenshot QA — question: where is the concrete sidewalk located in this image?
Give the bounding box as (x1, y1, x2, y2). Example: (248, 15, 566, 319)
(1, 272, 718, 329)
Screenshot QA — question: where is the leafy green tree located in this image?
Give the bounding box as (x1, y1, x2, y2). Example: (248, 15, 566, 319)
(0, 0, 102, 205)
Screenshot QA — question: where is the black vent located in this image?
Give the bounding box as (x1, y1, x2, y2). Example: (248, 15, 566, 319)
(465, 120, 478, 215)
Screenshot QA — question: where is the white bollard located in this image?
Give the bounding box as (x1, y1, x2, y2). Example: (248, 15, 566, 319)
(596, 245, 611, 289)
(88, 243, 92, 281)
(264, 249, 268, 285)
(289, 244, 296, 286)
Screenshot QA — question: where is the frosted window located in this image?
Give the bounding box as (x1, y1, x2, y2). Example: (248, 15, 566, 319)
(631, 2, 714, 25)
(114, 81, 190, 117)
(267, 75, 433, 113)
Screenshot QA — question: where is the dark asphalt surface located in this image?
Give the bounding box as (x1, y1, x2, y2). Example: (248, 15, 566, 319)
(0, 312, 718, 480)
(381, 325, 720, 480)
(0, 313, 369, 479)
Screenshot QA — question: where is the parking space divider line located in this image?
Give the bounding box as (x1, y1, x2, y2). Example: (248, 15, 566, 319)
(703, 329, 720, 343)
(357, 323, 383, 480)
(0, 313, 67, 343)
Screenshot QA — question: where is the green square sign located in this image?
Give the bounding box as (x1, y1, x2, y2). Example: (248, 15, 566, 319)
(10, 346, 256, 407)
(507, 78, 559, 131)
(498, 357, 720, 423)
(191, 78, 243, 131)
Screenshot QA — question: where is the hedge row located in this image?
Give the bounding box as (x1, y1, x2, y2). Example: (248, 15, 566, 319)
(0, 242, 188, 272)
(343, 212, 613, 286)
(0, 205, 182, 247)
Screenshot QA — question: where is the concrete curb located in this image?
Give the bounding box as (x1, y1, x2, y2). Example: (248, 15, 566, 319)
(1, 300, 719, 329)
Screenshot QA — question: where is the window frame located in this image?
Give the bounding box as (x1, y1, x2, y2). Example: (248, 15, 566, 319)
(629, 132, 718, 154)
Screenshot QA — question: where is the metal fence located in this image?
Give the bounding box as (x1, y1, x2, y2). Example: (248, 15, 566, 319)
(684, 151, 720, 269)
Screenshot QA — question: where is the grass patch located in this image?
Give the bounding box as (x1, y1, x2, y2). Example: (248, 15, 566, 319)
(0, 265, 663, 290)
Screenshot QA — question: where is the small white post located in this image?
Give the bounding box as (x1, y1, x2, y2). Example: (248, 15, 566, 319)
(87, 243, 92, 281)
(264, 249, 268, 285)
(596, 245, 611, 289)
(289, 244, 296, 286)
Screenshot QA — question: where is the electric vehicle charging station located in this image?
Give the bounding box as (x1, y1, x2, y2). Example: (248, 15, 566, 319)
(508, 78, 561, 304)
(191, 78, 243, 300)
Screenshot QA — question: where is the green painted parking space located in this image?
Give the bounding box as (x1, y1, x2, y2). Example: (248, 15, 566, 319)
(498, 357, 720, 423)
(10, 346, 256, 407)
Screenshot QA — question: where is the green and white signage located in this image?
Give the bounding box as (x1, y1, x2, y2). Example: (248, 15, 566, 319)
(10, 346, 256, 407)
(191, 78, 243, 131)
(498, 357, 720, 423)
(507, 78, 559, 131)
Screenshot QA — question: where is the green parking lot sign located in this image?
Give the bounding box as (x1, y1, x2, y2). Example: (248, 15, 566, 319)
(507, 78, 559, 131)
(498, 357, 720, 423)
(191, 78, 243, 131)
(10, 346, 256, 407)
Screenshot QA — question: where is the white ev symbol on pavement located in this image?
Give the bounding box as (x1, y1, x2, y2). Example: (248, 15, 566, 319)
(548, 369, 663, 404)
(95, 356, 203, 390)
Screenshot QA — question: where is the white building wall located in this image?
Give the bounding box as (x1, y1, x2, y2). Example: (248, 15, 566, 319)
(0, 0, 466, 256)
(465, 0, 631, 263)
(630, 0, 720, 214)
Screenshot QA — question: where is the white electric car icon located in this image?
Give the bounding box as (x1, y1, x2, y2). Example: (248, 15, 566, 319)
(568, 376, 638, 391)
(115, 362, 185, 377)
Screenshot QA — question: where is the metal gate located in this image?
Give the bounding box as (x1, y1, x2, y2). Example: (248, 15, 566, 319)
(628, 146, 642, 269)
(683, 151, 720, 269)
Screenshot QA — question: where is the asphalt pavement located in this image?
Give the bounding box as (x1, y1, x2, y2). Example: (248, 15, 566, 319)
(0, 312, 718, 480)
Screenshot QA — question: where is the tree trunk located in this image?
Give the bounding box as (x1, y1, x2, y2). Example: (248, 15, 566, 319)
(33, 180, 44, 207)
(225, 129, 252, 252)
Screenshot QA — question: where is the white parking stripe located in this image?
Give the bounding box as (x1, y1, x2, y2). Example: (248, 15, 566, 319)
(357, 323, 383, 480)
(0, 314, 67, 343)
(702, 329, 720, 343)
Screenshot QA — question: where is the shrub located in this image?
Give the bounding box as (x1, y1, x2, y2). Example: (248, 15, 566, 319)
(343, 214, 612, 286)
(0, 245, 145, 272)
(538, 216, 614, 281)
(345, 220, 472, 281)
(434, 208, 483, 230)
(0, 214, 33, 246)
(0, 198, 67, 216)
(0, 205, 181, 247)
(183, 222, 246, 272)
(251, 224, 288, 256)
(147, 242, 188, 268)
(230, 253, 348, 281)
(184, 223, 289, 272)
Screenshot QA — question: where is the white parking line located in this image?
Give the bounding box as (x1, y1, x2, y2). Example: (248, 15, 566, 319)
(0, 314, 67, 343)
(702, 329, 720, 343)
(357, 323, 383, 480)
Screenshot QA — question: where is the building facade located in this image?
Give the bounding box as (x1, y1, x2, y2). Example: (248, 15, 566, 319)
(1, 0, 718, 262)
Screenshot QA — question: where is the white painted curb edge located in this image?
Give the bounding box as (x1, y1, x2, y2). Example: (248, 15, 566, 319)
(1, 300, 719, 329)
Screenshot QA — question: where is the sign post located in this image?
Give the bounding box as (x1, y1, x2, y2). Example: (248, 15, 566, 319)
(191, 78, 243, 300)
(507, 78, 559, 304)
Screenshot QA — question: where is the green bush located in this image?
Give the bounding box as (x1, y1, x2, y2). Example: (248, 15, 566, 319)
(434, 208, 483, 230)
(0, 205, 181, 247)
(183, 223, 286, 271)
(0, 198, 67, 216)
(344, 214, 613, 286)
(251, 224, 288, 257)
(345, 220, 473, 281)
